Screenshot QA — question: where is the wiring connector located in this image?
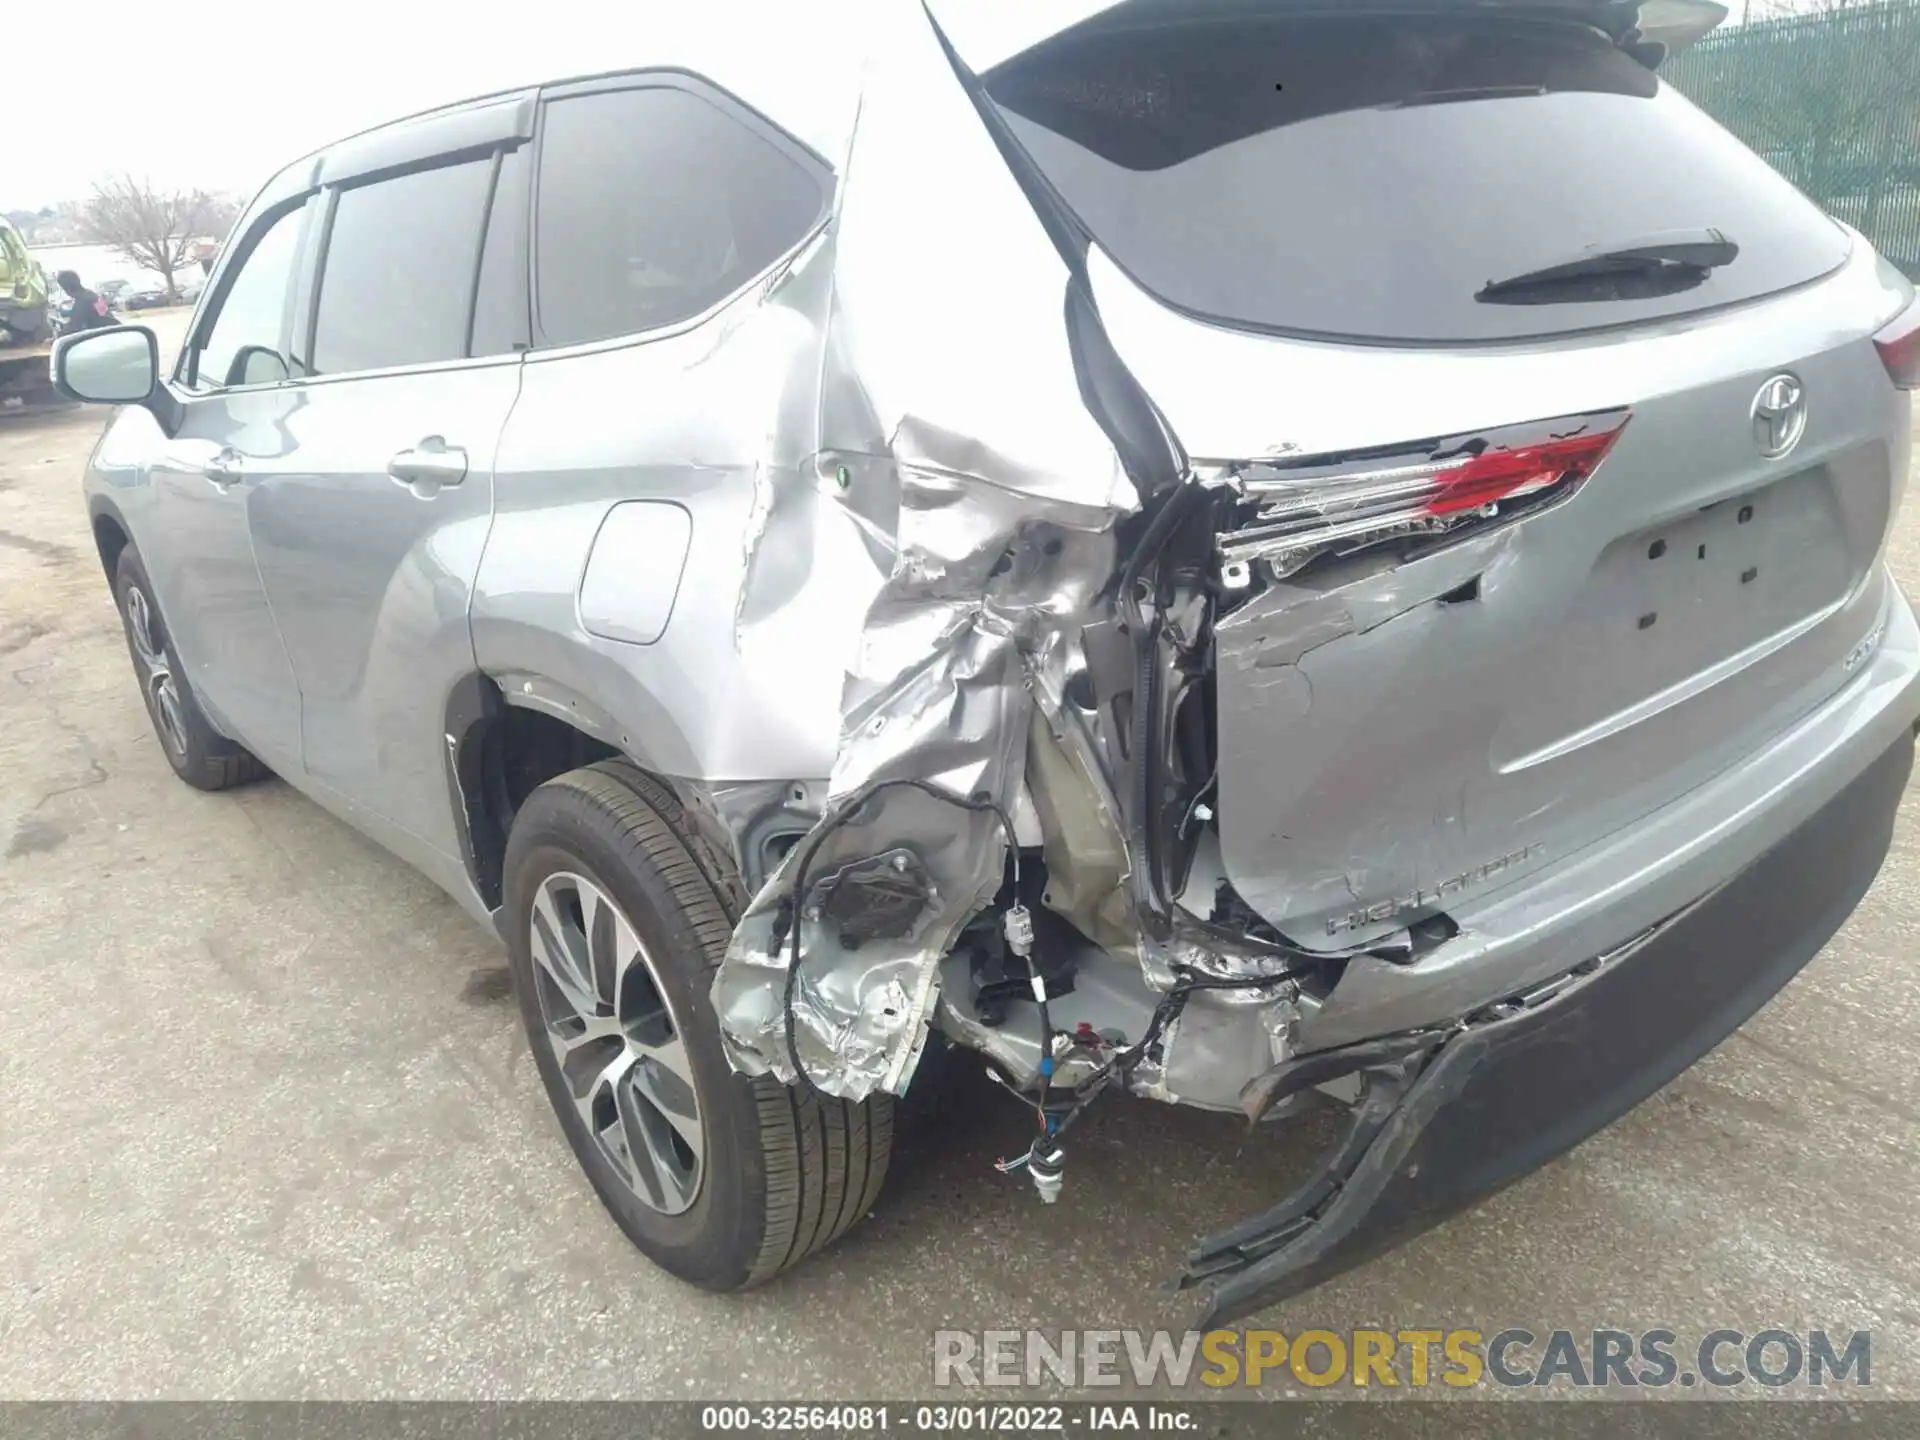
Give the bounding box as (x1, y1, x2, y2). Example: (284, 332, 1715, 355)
(1003, 902, 1035, 959)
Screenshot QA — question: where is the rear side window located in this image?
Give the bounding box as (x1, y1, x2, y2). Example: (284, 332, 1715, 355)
(312, 157, 493, 374)
(532, 83, 826, 347)
(191, 202, 307, 388)
(986, 13, 1852, 343)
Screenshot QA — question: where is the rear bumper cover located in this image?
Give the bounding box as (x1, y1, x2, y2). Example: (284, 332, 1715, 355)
(1297, 572, 1920, 1051)
(1181, 727, 1913, 1325)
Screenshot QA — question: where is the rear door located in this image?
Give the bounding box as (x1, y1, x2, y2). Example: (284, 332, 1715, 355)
(245, 128, 531, 856)
(983, 3, 1915, 945)
(473, 71, 838, 778)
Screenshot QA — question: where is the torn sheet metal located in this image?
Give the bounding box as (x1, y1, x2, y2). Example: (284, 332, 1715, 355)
(710, 0, 1137, 1100)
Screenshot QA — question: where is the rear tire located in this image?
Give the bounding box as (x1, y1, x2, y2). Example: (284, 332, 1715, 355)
(504, 760, 893, 1290)
(113, 546, 268, 791)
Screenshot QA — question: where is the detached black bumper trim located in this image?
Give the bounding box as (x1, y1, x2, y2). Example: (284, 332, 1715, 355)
(1183, 729, 1914, 1326)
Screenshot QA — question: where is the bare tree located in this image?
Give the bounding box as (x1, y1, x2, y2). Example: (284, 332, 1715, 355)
(80, 176, 220, 301)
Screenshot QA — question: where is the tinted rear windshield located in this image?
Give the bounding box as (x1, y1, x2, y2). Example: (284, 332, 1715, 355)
(984, 10, 1851, 343)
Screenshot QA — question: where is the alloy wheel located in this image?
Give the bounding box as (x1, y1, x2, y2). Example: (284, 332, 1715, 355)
(528, 870, 706, 1215)
(124, 583, 188, 761)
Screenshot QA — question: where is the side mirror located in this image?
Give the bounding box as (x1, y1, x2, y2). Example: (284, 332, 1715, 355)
(227, 344, 291, 388)
(52, 325, 159, 405)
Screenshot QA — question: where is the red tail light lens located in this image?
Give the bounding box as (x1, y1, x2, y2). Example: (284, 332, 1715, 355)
(1217, 409, 1630, 583)
(1425, 427, 1628, 515)
(1875, 296, 1920, 390)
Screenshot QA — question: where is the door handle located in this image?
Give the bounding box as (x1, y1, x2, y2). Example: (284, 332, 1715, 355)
(202, 449, 244, 488)
(387, 436, 468, 489)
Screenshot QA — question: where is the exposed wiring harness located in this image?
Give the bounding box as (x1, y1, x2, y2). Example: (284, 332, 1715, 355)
(998, 900, 1056, 1137)
(990, 957, 1306, 1203)
(775, 777, 1021, 1100)
(1045, 962, 1310, 1144)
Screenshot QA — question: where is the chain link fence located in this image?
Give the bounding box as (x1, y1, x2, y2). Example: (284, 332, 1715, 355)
(1663, 0, 1920, 278)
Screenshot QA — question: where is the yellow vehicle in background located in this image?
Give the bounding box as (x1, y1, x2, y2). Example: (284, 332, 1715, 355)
(0, 218, 51, 342)
(0, 218, 63, 412)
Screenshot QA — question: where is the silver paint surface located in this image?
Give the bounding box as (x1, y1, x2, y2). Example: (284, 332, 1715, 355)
(577, 502, 692, 647)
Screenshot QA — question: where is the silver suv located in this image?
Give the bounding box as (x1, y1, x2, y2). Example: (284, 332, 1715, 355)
(52, 1, 1920, 1323)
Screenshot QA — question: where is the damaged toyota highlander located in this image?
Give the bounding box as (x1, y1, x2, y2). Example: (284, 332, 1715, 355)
(54, 0, 1920, 1323)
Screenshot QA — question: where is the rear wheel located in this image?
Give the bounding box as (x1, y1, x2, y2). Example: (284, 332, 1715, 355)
(113, 546, 267, 791)
(504, 761, 892, 1290)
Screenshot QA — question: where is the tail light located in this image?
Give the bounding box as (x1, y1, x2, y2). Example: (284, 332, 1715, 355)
(1875, 296, 1920, 390)
(1215, 408, 1630, 585)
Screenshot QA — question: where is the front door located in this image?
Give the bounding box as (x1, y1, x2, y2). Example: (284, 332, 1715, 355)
(142, 197, 318, 766)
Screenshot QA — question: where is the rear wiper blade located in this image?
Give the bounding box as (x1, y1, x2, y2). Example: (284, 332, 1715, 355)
(1477, 228, 1739, 303)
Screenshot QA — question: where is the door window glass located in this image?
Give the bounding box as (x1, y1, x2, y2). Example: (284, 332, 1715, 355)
(312, 158, 493, 375)
(190, 202, 306, 389)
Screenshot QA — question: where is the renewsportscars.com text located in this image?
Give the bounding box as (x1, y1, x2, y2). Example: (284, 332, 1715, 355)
(932, 1328, 1872, 1390)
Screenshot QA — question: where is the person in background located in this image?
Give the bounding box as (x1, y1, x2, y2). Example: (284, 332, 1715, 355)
(55, 271, 116, 336)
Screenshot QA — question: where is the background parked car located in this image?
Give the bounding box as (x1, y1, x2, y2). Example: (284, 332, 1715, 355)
(122, 281, 172, 311)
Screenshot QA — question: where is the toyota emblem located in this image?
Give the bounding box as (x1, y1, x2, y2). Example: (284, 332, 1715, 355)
(1751, 373, 1807, 460)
